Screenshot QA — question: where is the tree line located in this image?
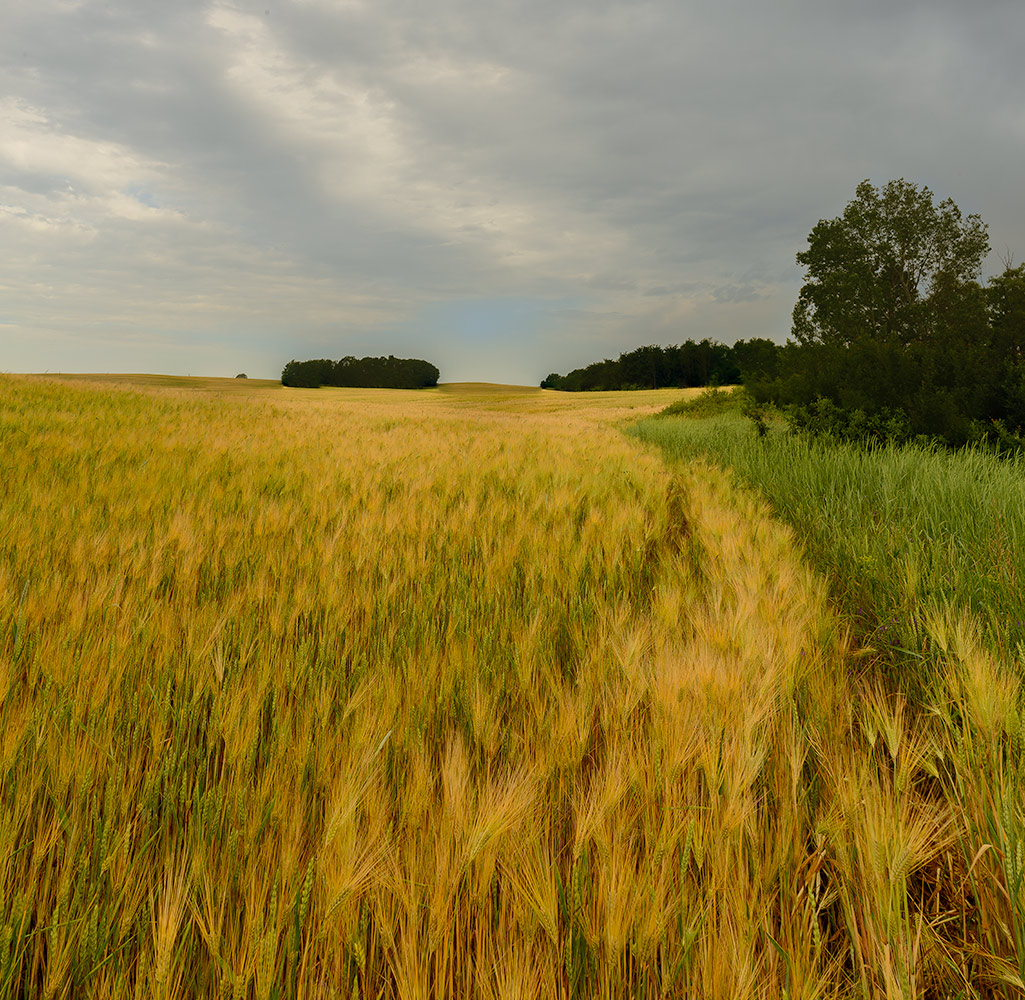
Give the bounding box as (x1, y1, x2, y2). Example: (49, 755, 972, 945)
(540, 338, 781, 391)
(546, 179, 1025, 450)
(281, 356, 440, 389)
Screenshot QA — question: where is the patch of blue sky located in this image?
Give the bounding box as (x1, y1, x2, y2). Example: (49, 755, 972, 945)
(124, 186, 158, 207)
(268, 296, 584, 383)
(415, 296, 581, 343)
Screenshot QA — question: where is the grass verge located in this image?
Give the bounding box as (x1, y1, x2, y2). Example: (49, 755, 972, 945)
(630, 412, 1025, 668)
(631, 409, 1025, 996)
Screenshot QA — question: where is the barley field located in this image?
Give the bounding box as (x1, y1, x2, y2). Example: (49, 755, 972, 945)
(0, 375, 1017, 998)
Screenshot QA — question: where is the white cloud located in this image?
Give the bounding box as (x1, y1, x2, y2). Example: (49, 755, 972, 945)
(0, 97, 163, 193)
(203, 3, 623, 276)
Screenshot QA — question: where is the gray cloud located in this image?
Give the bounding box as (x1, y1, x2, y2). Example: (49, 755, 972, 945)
(2, 0, 1024, 382)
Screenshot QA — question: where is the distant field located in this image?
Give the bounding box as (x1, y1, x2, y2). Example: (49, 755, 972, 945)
(0, 374, 1014, 997)
(30, 372, 283, 392)
(29, 372, 689, 413)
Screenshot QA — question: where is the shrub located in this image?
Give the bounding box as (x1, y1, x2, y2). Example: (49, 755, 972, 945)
(657, 386, 741, 419)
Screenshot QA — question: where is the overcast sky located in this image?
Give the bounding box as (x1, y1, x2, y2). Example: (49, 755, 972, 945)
(3, 0, 1023, 383)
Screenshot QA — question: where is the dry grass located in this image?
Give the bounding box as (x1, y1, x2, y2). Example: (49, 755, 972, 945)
(0, 375, 1007, 997)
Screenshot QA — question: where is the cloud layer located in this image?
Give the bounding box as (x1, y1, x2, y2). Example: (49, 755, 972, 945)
(3, 0, 1024, 381)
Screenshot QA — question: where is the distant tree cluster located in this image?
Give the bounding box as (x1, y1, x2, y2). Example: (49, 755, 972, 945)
(754, 179, 1025, 449)
(541, 338, 781, 391)
(281, 355, 440, 389)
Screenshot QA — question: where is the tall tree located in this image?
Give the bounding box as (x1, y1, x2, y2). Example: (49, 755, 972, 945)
(779, 179, 998, 444)
(792, 179, 989, 352)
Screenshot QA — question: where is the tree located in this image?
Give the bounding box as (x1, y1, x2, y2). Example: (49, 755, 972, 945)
(615, 345, 671, 389)
(731, 338, 781, 384)
(541, 339, 783, 391)
(986, 262, 1025, 433)
(281, 359, 333, 388)
(792, 179, 989, 352)
(776, 179, 1006, 445)
(282, 355, 439, 389)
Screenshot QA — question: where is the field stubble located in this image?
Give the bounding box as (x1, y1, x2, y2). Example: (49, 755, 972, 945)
(0, 376, 1002, 998)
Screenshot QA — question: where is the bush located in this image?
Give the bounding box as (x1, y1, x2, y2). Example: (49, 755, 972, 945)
(784, 396, 916, 446)
(657, 387, 741, 419)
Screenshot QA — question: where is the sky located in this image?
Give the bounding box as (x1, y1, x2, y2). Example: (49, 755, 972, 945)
(3, 0, 1024, 384)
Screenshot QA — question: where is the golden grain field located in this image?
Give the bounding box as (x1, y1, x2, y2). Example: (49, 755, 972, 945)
(0, 375, 1018, 999)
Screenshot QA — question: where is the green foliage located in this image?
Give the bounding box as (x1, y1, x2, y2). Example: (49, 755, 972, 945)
(658, 388, 778, 440)
(784, 396, 916, 446)
(281, 358, 334, 388)
(739, 392, 770, 438)
(542, 338, 781, 391)
(768, 179, 1025, 448)
(987, 262, 1025, 429)
(281, 355, 440, 389)
(792, 178, 989, 351)
(657, 387, 742, 419)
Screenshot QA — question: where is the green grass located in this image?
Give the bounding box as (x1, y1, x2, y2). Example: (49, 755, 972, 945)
(630, 413, 1025, 669)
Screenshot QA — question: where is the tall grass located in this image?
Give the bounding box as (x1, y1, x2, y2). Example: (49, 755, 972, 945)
(632, 409, 1025, 996)
(631, 412, 1025, 664)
